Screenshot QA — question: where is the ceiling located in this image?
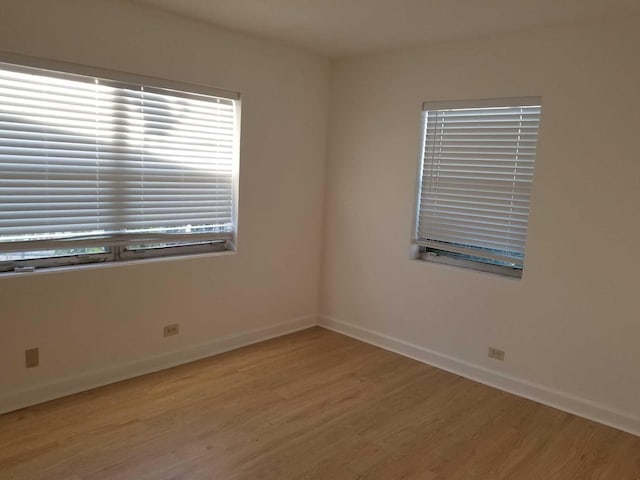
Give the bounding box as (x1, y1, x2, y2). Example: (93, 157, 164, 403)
(132, 0, 640, 58)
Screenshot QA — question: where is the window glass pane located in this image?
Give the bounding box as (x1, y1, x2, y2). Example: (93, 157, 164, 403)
(0, 247, 108, 262)
(125, 240, 221, 251)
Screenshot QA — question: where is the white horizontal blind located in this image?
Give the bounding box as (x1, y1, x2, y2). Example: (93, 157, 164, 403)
(417, 99, 541, 266)
(0, 62, 237, 252)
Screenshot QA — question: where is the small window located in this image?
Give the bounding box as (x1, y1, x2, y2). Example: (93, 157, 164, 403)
(414, 98, 541, 278)
(0, 57, 240, 273)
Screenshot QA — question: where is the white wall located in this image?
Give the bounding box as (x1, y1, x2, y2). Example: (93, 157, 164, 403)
(0, 0, 329, 409)
(320, 18, 640, 429)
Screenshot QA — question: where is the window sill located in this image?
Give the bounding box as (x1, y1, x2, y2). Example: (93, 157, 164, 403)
(0, 249, 237, 279)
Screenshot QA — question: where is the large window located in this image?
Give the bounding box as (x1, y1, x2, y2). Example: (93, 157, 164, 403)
(415, 98, 541, 277)
(0, 57, 240, 273)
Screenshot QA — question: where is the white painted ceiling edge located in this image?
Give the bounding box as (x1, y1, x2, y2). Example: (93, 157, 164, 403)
(130, 0, 640, 58)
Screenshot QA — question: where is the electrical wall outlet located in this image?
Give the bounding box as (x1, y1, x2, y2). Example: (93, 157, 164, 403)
(488, 347, 505, 361)
(164, 323, 179, 337)
(25, 348, 39, 368)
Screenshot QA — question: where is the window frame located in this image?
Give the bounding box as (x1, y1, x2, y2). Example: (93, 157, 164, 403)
(0, 52, 241, 274)
(412, 97, 541, 278)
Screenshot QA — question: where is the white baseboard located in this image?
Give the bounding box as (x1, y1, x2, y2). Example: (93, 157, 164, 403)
(0, 315, 317, 415)
(318, 314, 640, 438)
(6, 312, 639, 439)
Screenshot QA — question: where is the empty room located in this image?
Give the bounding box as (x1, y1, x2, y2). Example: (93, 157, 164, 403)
(1, 0, 639, 478)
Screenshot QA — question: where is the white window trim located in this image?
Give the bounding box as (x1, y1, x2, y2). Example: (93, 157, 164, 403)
(0, 249, 237, 279)
(0, 52, 242, 274)
(412, 96, 542, 278)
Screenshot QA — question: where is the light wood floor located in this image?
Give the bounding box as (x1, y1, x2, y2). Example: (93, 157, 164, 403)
(1, 327, 639, 479)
